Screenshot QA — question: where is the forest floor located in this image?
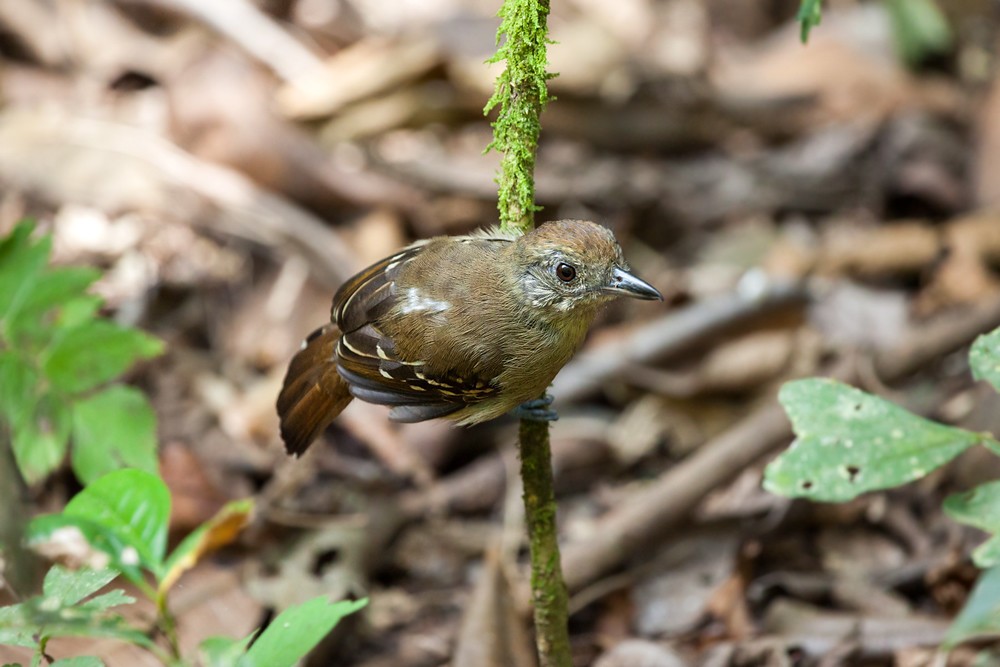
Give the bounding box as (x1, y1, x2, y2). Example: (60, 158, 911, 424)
(3, 0, 1000, 665)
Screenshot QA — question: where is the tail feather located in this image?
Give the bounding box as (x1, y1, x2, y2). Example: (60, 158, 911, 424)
(277, 324, 353, 456)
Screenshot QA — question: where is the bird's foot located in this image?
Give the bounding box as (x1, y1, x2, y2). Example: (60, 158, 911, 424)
(511, 394, 558, 422)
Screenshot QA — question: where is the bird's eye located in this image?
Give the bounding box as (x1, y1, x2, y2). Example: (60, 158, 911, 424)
(556, 263, 576, 282)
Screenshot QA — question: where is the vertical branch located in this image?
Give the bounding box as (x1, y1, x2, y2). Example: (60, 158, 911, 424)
(486, 0, 552, 235)
(517, 417, 572, 666)
(485, 1, 572, 666)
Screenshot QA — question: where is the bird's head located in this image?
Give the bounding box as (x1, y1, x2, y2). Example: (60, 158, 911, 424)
(512, 220, 662, 313)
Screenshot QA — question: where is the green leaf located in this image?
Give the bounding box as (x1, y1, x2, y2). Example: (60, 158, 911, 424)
(78, 589, 136, 613)
(28, 516, 146, 586)
(71, 385, 158, 484)
(0, 603, 38, 647)
(0, 351, 39, 427)
(765, 379, 982, 502)
(945, 566, 1000, 647)
(12, 393, 72, 485)
(971, 327, 1000, 395)
(0, 222, 49, 324)
(0, 596, 150, 650)
(0, 566, 145, 651)
(52, 658, 106, 667)
(60, 469, 170, 577)
(884, 0, 951, 65)
(944, 481, 1000, 567)
(42, 320, 163, 395)
(20, 267, 101, 314)
(42, 566, 119, 606)
(796, 0, 823, 43)
(6, 267, 101, 344)
(200, 635, 253, 667)
(57, 296, 103, 330)
(239, 597, 367, 667)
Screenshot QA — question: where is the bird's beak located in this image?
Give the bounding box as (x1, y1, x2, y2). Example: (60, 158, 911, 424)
(603, 266, 663, 301)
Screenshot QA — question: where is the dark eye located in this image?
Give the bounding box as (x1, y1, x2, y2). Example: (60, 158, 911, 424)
(556, 263, 576, 282)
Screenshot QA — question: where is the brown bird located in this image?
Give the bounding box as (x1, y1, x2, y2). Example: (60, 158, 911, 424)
(276, 219, 661, 455)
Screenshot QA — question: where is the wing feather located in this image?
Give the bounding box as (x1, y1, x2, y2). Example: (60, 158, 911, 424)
(333, 245, 424, 332)
(330, 241, 501, 421)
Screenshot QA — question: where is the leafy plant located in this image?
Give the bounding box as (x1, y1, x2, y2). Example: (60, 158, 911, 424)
(0, 222, 163, 485)
(4, 468, 366, 666)
(0, 566, 151, 665)
(764, 326, 1000, 648)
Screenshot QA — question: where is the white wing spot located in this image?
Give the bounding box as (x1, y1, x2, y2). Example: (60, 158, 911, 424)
(399, 288, 451, 315)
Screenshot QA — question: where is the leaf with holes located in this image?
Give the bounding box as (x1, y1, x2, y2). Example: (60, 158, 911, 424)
(764, 379, 985, 502)
(944, 481, 1000, 568)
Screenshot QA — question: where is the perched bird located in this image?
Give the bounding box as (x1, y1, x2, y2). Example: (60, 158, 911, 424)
(276, 219, 661, 455)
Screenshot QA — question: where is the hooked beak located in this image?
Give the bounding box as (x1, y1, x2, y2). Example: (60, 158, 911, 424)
(603, 266, 663, 301)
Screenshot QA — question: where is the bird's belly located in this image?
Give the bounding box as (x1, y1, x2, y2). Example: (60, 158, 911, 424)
(460, 321, 587, 422)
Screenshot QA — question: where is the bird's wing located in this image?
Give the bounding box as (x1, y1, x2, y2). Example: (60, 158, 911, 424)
(331, 241, 501, 422)
(333, 244, 425, 333)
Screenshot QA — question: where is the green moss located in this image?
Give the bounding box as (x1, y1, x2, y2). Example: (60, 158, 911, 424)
(484, 0, 555, 235)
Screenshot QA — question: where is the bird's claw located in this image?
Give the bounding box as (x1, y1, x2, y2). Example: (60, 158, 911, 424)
(511, 394, 558, 422)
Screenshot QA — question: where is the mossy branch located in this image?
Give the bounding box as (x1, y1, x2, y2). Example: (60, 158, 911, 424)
(485, 1, 572, 666)
(518, 417, 572, 666)
(486, 0, 554, 235)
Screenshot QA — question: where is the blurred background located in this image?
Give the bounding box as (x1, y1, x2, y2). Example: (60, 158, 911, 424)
(3, 0, 1000, 665)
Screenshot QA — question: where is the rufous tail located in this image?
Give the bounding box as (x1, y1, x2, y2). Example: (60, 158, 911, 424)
(276, 324, 353, 456)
